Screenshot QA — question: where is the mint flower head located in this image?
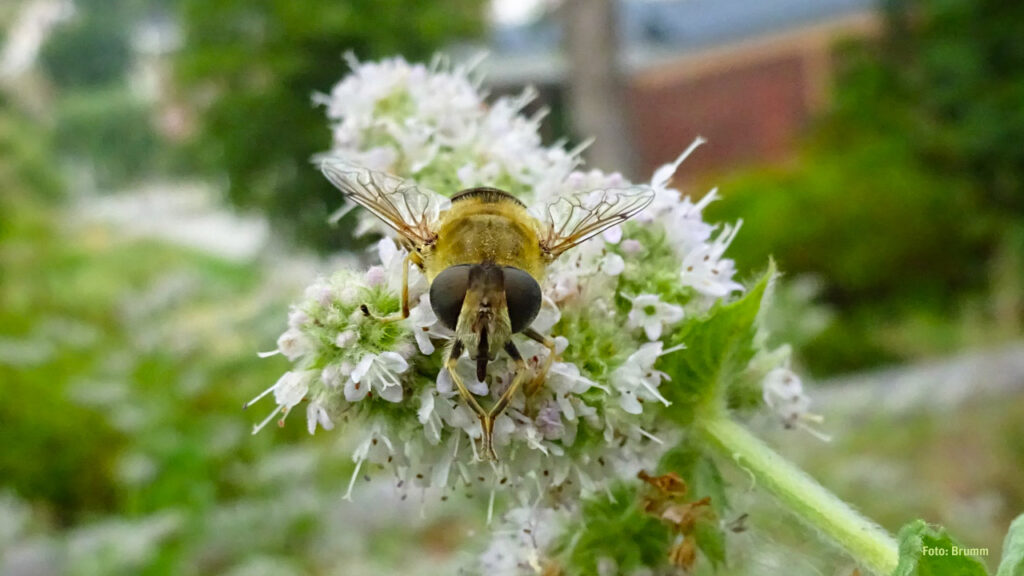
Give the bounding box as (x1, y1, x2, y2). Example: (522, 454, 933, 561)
(250, 55, 762, 521)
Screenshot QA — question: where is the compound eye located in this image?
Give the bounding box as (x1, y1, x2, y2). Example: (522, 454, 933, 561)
(503, 267, 541, 333)
(430, 265, 471, 330)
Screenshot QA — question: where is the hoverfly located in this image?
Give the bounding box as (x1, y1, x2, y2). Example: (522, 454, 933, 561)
(321, 159, 654, 460)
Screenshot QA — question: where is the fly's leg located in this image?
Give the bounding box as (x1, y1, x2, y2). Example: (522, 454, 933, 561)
(445, 340, 491, 460)
(523, 328, 557, 396)
(478, 341, 529, 461)
(360, 251, 419, 323)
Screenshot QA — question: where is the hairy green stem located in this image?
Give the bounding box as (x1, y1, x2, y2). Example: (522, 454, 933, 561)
(698, 412, 899, 575)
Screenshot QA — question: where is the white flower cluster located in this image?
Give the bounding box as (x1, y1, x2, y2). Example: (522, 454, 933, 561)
(252, 56, 772, 572)
(475, 505, 569, 575)
(316, 54, 579, 210)
(762, 367, 830, 442)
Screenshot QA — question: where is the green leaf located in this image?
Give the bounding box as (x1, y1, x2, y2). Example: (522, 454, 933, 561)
(658, 438, 728, 514)
(692, 455, 729, 516)
(659, 264, 774, 422)
(556, 484, 669, 576)
(998, 514, 1024, 576)
(893, 520, 988, 576)
(657, 439, 729, 569)
(694, 516, 727, 569)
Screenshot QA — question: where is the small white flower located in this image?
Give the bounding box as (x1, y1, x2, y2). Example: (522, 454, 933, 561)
(611, 342, 682, 414)
(273, 370, 311, 409)
(346, 351, 409, 403)
(651, 137, 705, 194)
(373, 237, 427, 297)
(337, 282, 360, 306)
(320, 363, 351, 388)
(306, 401, 334, 434)
(478, 506, 568, 576)
(416, 387, 445, 445)
(344, 424, 395, 500)
(373, 237, 407, 293)
(600, 252, 625, 276)
(343, 374, 369, 402)
(762, 368, 830, 441)
(377, 236, 400, 265)
(530, 296, 562, 333)
(287, 307, 309, 329)
(408, 294, 443, 355)
(276, 329, 310, 361)
(364, 265, 386, 287)
(663, 190, 718, 253)
(602, 225, 622, 244)
(680, 222, 744, 299)
(334, 329, 357, 349)
(246, 370, 316, 434)
(547, 272, 579, 303)
(535, 400, 565, 440)
(621, 238, 644, 255)
(627, 294, 684, 341)
(384, 118, 438, 172)
(553, 335, 569, 355)
(304, 281, 335, 308)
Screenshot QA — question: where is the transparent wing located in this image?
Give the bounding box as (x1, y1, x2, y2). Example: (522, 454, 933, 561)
(539, 186, 655, 259)
(320, 158, 444, 248)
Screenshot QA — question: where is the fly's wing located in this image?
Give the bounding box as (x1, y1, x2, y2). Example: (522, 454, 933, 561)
(320, 158, 444, 248)
(538, 186, 655, 259)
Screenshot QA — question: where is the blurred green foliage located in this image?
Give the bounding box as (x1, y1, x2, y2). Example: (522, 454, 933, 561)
(1, 97, 286, 523)
(38, 0, 134, 90)
(36, 0, 189, 188)
(53, 87, 166, 188)
(174, 0, 485, 252)
(0, 98, 477, 573)
(0, 95, 63, 211)
(879, 0, 1024, 220)
(558, 484, 669, 576)
(710, 0, 1024, 375)
(1, 2, 488, 571)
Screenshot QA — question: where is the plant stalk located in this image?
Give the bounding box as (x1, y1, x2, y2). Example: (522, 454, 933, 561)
(698, 412, 899, 575)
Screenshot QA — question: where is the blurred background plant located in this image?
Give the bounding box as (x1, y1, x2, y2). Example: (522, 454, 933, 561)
(709, 0, 1024, 375)
(1, 0, 1022, 574)
(175, 0, 485, 252)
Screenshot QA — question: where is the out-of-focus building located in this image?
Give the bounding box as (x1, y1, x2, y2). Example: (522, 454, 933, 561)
(471, 0, 880, 178)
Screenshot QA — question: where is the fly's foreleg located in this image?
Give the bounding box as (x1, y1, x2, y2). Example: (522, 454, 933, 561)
(523, 328, 557, 396)
(445, 340, 492, 460)
(478, 341, 530, 461)
(360, 251, 419, 323)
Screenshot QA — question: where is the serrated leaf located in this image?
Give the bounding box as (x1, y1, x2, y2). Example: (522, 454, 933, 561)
(658, 439, 728, 514)
(893, 520, 988, 576)
(558, 484, 670, 576)
(659, 265, 773, 421)
(997, 514, 1024, 576)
